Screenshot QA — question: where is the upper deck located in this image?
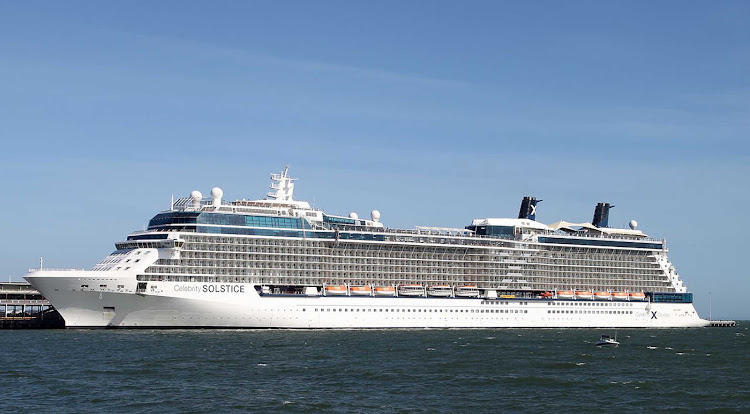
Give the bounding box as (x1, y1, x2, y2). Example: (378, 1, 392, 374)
(126, 166, 664, 252)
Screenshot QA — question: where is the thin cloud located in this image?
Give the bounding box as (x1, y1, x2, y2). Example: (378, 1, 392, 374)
(128, 31, 472, 89)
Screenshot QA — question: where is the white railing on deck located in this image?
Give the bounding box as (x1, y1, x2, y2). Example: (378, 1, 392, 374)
(27, 268, 85, 272)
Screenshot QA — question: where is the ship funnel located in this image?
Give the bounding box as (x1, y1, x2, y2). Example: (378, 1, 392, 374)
(592, 202, 615, 227)
(518, 196, 542, 220)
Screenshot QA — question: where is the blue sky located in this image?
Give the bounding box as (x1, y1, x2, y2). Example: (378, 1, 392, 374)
(1, 1, 748, 319)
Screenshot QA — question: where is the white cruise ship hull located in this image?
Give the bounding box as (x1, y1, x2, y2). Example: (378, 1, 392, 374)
(26, 271, 709, 329)
(23, 168, 712, 330)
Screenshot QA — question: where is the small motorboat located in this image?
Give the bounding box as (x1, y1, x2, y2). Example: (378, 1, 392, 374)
(595, 334, 619, 347)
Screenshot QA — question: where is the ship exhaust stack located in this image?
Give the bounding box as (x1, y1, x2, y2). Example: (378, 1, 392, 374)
(592, 202, 614, 228)
(518, 196, 542, 221)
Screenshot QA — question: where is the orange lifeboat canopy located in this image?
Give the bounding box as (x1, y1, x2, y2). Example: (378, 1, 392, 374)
(324, 285, 348, 295)
(350, 286, 372, 296)
(557, 290, 575, 299)
(325, 285, 347, 290)
(612, 291, 628, 299)
(374, 286, 396, 296)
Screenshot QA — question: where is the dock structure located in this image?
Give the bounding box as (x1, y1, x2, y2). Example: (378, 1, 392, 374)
(709, 320, 737, 327)
(0, 282, 64, 329)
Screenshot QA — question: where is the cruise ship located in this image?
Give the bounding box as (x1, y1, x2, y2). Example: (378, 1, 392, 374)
(25, 167, 708, 328)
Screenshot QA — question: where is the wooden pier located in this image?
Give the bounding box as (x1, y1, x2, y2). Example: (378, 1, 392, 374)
(709, 320, 737, 327)
(1, 282, 64, 329)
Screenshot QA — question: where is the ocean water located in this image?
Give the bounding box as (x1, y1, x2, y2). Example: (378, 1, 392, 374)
(1, 325, 748, 413)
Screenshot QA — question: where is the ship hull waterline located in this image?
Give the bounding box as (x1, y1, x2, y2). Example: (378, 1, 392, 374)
(26, 271, 709, 329)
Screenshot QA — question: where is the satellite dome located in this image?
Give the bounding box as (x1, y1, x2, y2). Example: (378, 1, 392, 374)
(349, 212, 359, 220)
(629, 220, 638, 230)
(211, 187, 223, 198)
(190, 190, 203, 200)
(370, 210, 381, 222)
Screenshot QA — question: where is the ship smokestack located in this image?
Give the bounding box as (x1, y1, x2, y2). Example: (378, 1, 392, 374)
(592, 202, 615, 227)
(518, 196, 542, 221)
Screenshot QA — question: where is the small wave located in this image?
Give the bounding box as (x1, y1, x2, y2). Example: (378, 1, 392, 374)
(257, 363, 268, 366)
(427, 347, 436, 351)
(647, 346, 658, 350)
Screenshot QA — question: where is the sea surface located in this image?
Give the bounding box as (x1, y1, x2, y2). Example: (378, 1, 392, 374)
(1, 325, 748, 413)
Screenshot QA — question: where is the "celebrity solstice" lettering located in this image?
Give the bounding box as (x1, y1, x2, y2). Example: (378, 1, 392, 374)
(173, 284, 245, 293)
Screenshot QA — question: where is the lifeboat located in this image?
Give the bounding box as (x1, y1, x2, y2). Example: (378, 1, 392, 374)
(594, 291, 611, 300)
(540, 291, 553, 298)
(349, 286, 372, 296)
(455, 285, 480, 298)
(398, 284, 424, 297)
(427, 285, 453, 297)
(374, 286, 396, 296)
(629, 292, 647, 301)
(611, 291, 628, 301)
(324, 285, 348, 296)
(575, 290, 593, 300)
(556, 290, 574, 300)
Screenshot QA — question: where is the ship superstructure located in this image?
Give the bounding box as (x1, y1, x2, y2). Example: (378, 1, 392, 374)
(25, 167, 707, 328)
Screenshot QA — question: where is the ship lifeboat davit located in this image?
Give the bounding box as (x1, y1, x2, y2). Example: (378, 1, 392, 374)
(556, 290, 574, 300)
(427, 285, 453, 297)
(629, 292, 647, 301)
(374, 286, 396, 296)
(594, 291, 611, 300)
(398, 284, 425, 297)
(456, 285, 480, 297)
(324, 285, 348, 296)
(350, 286, 372, 296)
(575, 290, 593, 300)
(611, 291, 628, 301)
